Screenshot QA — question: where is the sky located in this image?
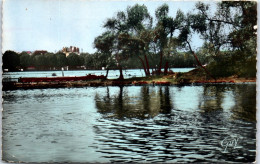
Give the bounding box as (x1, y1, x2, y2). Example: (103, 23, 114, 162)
(2, 0, 216, 53)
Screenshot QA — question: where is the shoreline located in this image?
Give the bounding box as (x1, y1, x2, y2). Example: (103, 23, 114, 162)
(3, 77, 256, 91)
(2, 68, 256, 90)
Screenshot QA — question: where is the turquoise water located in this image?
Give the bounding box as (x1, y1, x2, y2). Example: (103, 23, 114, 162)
(2, 84, 256, 163)
(2, 68, 194, 80)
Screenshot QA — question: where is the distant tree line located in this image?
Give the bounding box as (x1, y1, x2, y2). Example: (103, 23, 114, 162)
(2, 50, 206, 71)
(3, 51, 78, 71)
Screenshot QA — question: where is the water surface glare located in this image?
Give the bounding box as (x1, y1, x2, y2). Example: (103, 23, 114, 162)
(2, 84, 256, 163)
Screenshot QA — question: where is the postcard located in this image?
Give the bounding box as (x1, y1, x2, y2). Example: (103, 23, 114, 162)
(2, 0, 257, 163)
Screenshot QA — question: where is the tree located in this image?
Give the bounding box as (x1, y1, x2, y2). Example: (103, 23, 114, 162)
(96, 4, 153, 79)
(67, 53, 81, 69)
(121, 4, 153, 76)
(94, 31, 118, 77)
(154, 4, 175, 74)
(93, 2, 256, 78)
(55, 52, 67, 69)
(81, 53, 95, 69)
(34, 54, 47, 70)
(117, 32, 148, 75)
(193, 1, 256, 52)
(78, 54, 85, 67)
(174, 8, 215, 79)
(45, 53, 57, 70)
(3, 50, 20, 71)
(189, 1, 257, 77)
(19, 52, 32, 69)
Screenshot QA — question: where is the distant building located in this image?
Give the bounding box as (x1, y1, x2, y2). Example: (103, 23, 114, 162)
(33, 50, 48, 55)
(21, 51, 33, 55)
(61, 46, 80, 57)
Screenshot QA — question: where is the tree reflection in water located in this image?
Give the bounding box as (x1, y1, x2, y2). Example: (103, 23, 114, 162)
(231, 84, 256, 122)
(92, 85, 256, 163)
(198, 84, 256, 122)
(95, 85, 256, 122)
(1, 84, 256, 163)
(95, 86, 173, 119)
(199, 85, 226, 112)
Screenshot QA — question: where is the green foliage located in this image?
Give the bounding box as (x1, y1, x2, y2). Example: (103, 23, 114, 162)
(155, 4, 169, 19)
(206, 54, 235, 78)
(45, 53, 57, 68)
(94, 32, 116, 53)
(189, 14, 207, 33)
(175, 1, 257, 78)
(3, 50, 20, 71)
(154, 4, 175, 47)
(95, 4, 154, 78)
(207, 51, 256, 78)
(238, 55, 256, 78)
(232, 50, 256, 78)
(80, 52, 116, 70)
(55, 52, 67, 68)
(127, 4, 152, 31)
(118, 33, 145, 57)
(67, 53, 81, 67)
(82, 53, 95, 69)
(20, 52, 32, 68)
(33, 54, 47, 68)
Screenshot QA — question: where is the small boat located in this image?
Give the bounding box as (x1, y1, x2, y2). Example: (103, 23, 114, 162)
(18, 74, 106, 83)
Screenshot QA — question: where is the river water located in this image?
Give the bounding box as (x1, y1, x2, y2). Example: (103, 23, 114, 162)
(2, 83, 256, 163)
(2, 68, 194, 81)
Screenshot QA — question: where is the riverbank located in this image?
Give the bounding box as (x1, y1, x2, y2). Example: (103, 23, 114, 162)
(3, 68, 256, 90)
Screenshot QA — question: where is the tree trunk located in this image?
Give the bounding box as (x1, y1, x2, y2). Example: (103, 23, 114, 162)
(105, 68, 109, 79)
(118, 65, 124, 80)
(186, 41, 215, 80)
(158, 51, 163, 75)
(138, 56, 148, 76)
(144, 55, 150, 76)
(192, 51, 215, 79)
(164, 61, 169, 75)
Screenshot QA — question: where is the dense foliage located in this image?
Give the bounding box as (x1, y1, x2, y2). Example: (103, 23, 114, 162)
(2, 50, 200, 71)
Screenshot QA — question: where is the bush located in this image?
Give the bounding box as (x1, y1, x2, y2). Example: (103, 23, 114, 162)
(236, 55, 256, 78)
(206, 52, 256, 78)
